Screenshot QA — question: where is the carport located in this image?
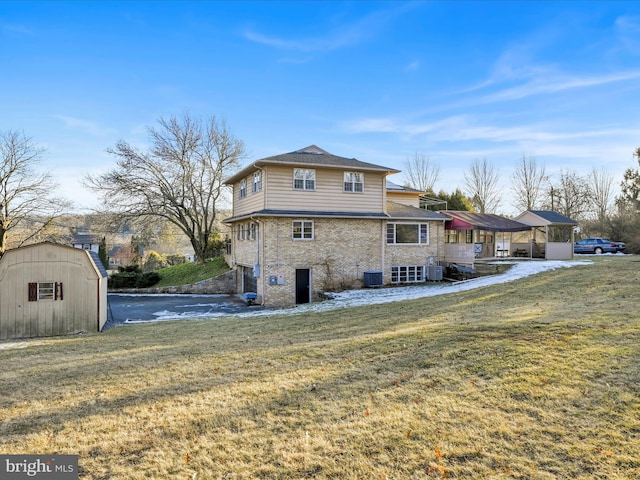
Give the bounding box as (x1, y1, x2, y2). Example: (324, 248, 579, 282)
(442, 211, 532, 266)
(514, 210, 578, 260)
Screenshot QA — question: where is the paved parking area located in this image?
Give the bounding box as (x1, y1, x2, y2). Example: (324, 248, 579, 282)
(105, 293, 261, 328)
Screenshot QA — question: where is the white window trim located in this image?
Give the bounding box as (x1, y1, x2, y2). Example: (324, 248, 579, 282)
(252, 171, 262, 193)
(239, 179, 247, 198)
(391, 265, 425, 284)
(293, 169, 316, 191)
(38, 281, 55, 301)
(344, 171, 364, 193)
(386, 222, 430, 245)
(292, 220, 314, 240)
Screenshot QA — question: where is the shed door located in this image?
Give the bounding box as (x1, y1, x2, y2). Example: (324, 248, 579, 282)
(295, 269, 310, 304)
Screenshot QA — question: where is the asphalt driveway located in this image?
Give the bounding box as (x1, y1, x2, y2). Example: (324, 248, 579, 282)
(105, 293, 261, 328)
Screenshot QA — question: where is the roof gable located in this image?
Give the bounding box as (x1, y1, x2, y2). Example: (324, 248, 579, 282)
(524, 210, 578, 225)
(0, 241, 105, 278)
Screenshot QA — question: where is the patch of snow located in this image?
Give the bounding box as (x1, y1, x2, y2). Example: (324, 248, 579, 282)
(124, 260, 592, 324)
(0, 341, 45, 350)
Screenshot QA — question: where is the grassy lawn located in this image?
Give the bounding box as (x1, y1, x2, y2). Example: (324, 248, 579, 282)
(154, 257, 229, 287)
(1, 256, 638, 479)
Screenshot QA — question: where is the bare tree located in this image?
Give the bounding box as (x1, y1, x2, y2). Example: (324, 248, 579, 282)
(463, 157, 501, 213)
(589, 166, 614, 222)
(510, 154, 546, 212)
(85, 113, 246, 263)
(0, 130, 70, 255)
(403, 151, 440, 192)
(544, 170, 591, 220)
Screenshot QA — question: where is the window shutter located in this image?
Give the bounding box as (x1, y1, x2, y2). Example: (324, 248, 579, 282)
(55, 282, 64, 301)
(28, 283, 37, 301)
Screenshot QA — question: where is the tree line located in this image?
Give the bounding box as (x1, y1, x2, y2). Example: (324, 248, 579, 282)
(2, 114, 640, 260)
(404, 150, 640, 252)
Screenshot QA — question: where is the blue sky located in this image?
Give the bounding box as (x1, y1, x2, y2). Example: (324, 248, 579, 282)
(2, 1, 639, 214)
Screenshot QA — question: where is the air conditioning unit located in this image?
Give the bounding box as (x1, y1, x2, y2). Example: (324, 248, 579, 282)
(427, 266, 443, 281)
(363, 270, 383, 288)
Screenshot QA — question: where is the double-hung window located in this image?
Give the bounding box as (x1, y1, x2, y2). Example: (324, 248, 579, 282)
(292, 220, 314, 240)
(344, 171, 364, 192)
(252, 171, 262, 193)
(293, 169, 315, 190)
(386, 223, 429, 245)
(239, 179, 247, 198)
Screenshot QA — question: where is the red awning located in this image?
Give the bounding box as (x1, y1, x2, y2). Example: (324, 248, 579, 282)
(447, 217, 475, 230)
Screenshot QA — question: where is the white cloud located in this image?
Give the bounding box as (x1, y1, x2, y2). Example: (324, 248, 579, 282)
(615, 15, 640, 54)
(1, 23, 33, 35)
(405, 60, 420, 72)
(52, 115, 115, 137)
(242, 2, 417, 52)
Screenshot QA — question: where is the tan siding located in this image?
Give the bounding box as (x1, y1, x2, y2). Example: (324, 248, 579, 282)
(264, 165, 385, 213)
(387, 192, 420, 208)
(232, 173, 265, 217)
(0, 243, 105, 340)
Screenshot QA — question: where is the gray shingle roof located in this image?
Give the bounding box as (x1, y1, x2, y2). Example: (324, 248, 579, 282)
(386, 180, 424, 193)
(224, 202, 448, 223)
(443, 211, 532, 232)
(386, 201, 449, 220)
(225, 145, 399, 184)
(528, 210, 578, 224)
(224, 209, 389, 223)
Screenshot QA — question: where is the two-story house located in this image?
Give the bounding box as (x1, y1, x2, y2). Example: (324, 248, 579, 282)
(223, 145, 448, 307)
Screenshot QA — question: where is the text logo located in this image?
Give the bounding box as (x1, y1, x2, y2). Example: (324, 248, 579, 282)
(0, 455, 78, 480)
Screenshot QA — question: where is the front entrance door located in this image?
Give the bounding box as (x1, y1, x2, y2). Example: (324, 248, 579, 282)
(243, 266, 257, 293)
(295, 269, 310, 304)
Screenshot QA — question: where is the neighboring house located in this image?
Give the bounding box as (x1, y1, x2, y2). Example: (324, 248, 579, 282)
(223, 145, 449, 307)
(514, 210, 577, 260)
(71, 229, 100, 253)
(0, 242, 108, 340)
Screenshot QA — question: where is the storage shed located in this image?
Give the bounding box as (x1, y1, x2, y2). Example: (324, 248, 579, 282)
(0, 242, 108, 340)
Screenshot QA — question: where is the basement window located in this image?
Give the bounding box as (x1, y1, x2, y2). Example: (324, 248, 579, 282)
(391, 266, 425, 284)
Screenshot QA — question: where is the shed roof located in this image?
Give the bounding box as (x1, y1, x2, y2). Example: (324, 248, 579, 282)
(443, 211, 531, 232)
(386, 201, 449, 220)
(225, 145, 399, 184)
(1, 242, 105, 278)
(386, 180, 424, 194)
(516, 210, 578, 226)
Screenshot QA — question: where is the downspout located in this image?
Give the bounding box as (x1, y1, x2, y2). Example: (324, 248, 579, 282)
(381, 220, 385, 282)
(250, 216, 264, 306)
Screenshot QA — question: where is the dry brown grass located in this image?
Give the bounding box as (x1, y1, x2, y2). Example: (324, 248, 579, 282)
(1, 256, 639, 479)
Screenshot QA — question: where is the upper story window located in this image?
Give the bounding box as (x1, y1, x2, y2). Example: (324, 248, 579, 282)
(293, 169, 315, 190)
(292, 220, 314, 240)
(387, 223, 429, 245)
(239, 179, 247, 198)
(344, 171, 364, 193)
(252, 171, 262, 193)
